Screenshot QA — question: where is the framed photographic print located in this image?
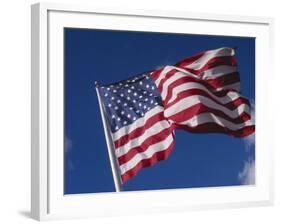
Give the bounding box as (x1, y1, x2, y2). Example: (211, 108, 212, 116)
(31, 2, 274, 221)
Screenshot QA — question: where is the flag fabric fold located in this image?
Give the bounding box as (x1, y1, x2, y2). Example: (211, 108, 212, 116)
(98, 47, 255, 183)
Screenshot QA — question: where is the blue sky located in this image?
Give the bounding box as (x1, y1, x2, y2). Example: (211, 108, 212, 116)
(64, 28, 255, 194)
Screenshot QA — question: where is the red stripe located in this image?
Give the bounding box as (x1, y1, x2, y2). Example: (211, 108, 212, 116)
(117, 128, 173, 165)
(205, 72, 240, 90)
(154, 57, 237, 90)
(157, 69, 178, 91)
(175, 51, 206, 68)
(166, 103, 251, 125)
(156, 69, 239, 95)
(173, 123, 255, 138)
(165, 88, 250, 111)
(151, 68, 164, 80)
(114, 112, 165, 149)
(180, 56, 237, 76)
(163, 76, 239, 104)
(121, 140, 175, 183)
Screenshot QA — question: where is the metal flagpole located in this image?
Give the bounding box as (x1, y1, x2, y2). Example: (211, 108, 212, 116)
(95, 81, 123, 192)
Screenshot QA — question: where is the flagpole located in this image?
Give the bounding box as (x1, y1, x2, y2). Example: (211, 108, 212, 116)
(95, 81, 123, 192)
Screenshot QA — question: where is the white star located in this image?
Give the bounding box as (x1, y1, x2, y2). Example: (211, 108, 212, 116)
(121, 111, 125, 115)
(107, 87, 110, 90)
(146, 85, 149, 88)
(144, 105, 147, 109)
(139, 81, 143, 85)
(150, 100, 154, 104)
(129, 107, 133, 110)
(143, 91, 147, 94)
(112, 115, 115, 118)
(141, 112, 144, 116)
(104, 93, 108, 97)
(136, 110, 140, 113)
(124, 103, 127, 106)
(123, 121, 127, 125)
(145, 98, 148, 101)
(114, 106, 118, 110)
(108, 104, 112, 107)
(113, 89, 117, 93)
(128, 89, 131, 93)
(131, 86, 135, 89)
(127, 96, 131, 100)
(139, 95, 143, 99)
(111, 97, 115, 100)
(133, 99, 136, 103)
(154, 102, 158, 105)
(134, 92, 137, 96)
(125, 84, 129, 87)
(133, 117, 136, 120)
(117, 100, 121, 103)
(151, 86, 155, 90)
(139, 103, 142, 107)
(115, 126, 118, 130)
(127, 114, 131, 118)
(117, 117, 121, 121)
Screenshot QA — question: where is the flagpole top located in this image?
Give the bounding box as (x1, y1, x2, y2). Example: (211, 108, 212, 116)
(95, 81, 99, 88)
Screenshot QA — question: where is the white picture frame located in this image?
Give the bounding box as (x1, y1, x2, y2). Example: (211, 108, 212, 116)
(31, 2, 274, 221)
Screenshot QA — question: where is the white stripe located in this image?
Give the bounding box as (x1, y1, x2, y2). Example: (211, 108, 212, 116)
(119, 134, 174, 175)
(154, 48, 235, 88)
(155, 66, 200, 87)
(167, 82, 241, 105)
(165, 95, 250, 119)
(160, 71, 187, 100)
(160, 70, 240, 102)
(154, 66, 175, 87)
(185, 47, 234, 70)
(179, 112, 253, 131)
(159, 68, 239, 102)
(112, 106, 163, 141)
(115, 120, 171, 157)
(201, 65, 237, 80)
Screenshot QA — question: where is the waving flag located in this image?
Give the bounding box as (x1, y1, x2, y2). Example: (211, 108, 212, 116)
(97, 47, 255, 185)
(98, 74, 175, 183)
(151, 47, 254, 137)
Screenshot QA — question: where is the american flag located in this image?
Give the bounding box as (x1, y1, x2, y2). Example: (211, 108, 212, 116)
(98, 47, 255, 183)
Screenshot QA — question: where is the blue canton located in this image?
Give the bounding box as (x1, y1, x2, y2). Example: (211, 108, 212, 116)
(99, 74, 162, 133)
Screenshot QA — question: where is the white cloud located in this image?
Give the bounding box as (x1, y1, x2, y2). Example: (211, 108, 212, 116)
(238, 100, 256, 185)
(238, 159, 255, 185)
(244, 133, 255, 151)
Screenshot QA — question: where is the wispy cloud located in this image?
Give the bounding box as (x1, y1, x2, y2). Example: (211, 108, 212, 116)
(238, 100, 255, 184)
(238, 159, 255, 185)
(65, 135, 75, 171)
(244, 133, 255, 151)
(65, 135, 72, 153)
(154, 65, 165, 70)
